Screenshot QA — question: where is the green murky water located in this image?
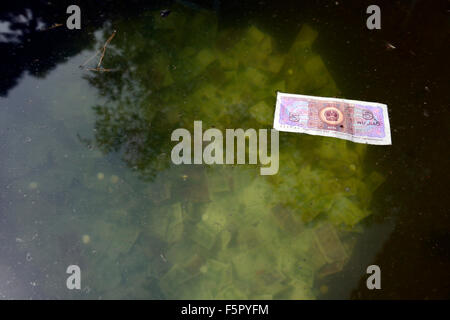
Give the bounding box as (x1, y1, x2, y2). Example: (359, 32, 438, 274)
(1, 1, 448, 299)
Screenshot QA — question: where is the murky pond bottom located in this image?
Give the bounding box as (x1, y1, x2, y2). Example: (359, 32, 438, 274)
(1, 2, 446, 299)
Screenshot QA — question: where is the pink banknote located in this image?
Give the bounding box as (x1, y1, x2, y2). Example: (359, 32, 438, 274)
(274, 92, 392, 145)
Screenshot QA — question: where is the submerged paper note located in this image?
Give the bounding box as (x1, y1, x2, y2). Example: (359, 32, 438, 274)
(274, 92, 392, 145)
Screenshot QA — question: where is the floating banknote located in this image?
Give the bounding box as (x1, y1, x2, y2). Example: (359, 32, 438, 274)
(274, 92, 392, 145)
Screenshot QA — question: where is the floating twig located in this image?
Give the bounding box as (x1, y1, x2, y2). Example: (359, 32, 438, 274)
(39, 23, 63, 32)
(86, 67, 119, 72)
(97, 30, 117, 69)
(79, 50, 101, 69)
(384, 41, 396, 50)
(80, 30, 117, 72)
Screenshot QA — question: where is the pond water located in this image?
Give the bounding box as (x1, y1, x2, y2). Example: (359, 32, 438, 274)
(0, 1, 448, 299)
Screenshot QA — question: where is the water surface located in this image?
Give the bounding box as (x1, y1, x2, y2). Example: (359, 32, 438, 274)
(0, 0, 448, 299)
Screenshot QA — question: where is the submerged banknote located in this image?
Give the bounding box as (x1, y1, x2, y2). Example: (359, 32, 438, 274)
(274, 92, 392, 145)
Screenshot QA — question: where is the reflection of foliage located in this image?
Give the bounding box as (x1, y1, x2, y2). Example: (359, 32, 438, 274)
(85, 6, 223, 179)
(86, 5, 375, 218)
(92, 101, 177, 180)
(86, 5, 283, 179)
(82, 4, 390, 300)
(0, 1, 92, 95)
(0, 0, 174, 96)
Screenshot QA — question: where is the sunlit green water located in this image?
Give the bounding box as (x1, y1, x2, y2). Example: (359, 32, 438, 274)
(1, 5, 385, 300)
(2, 2, 445, 299)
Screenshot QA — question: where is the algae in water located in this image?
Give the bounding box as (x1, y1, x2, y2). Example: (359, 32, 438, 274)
(71, 5, 388, 299)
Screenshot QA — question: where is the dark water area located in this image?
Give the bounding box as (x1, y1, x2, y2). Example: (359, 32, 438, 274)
(0, 0, 449, 299)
